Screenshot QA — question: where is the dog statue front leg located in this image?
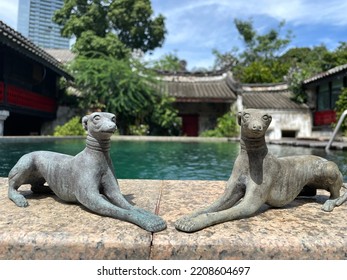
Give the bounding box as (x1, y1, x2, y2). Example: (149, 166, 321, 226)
(76, 184, 166, 232)
(175, 177, 246, 229)
(175, 191, 264, 233)
(101, 171, 137, 210)
(101, 172, 167, 231)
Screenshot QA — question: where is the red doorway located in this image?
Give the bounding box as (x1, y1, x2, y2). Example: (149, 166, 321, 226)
(181, 114, 199, 136)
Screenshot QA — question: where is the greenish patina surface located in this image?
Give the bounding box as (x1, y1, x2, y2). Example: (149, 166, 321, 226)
(7, 112, 166, 233)
(175, 109, 347, 232)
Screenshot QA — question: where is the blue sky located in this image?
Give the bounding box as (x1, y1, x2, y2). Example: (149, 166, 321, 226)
(1, 0, 347, 70)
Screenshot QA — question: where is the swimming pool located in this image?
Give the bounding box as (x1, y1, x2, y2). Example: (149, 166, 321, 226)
(1, 138, 347, 181)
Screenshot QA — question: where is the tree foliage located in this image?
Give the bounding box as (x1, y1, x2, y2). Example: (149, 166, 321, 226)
(234, 19, 292, 63)
(53, 1, 179, 135)
(53, 116, 86, 136)
(70, 54, 179, 134)
(281, 44, 347, 103)
(214, 18, 347, 104)
(334, 87, 347, 135)
(230, 18, 292, 83)
(150, 53, 187, 72)
(212, 48, 238, 71)
(54, 0, 166, 57)
(321, 42, 347, 70)
(200, 110, 239, 137)
(108, 0, 166, 53)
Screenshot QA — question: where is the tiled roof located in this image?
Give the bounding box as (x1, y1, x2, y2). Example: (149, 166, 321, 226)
(303, 64, 347, 84)
(158, 72, 238, 102)
(0, 20, 72, 79)
(242, 83, 308, 110)
(44, 48, 75, 64)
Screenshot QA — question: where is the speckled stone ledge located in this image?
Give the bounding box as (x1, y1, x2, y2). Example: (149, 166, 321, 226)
(0, 178, 346, 260)
(153, 180, 347, 260)
(0, 177, 161, 260)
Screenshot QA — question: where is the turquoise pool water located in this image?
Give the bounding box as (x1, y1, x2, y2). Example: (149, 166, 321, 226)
(1, 138, 347, 181)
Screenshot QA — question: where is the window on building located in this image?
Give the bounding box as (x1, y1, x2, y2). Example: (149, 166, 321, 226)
(331, 78, 343, 108)
(317, 79, 345, 111)
(317, 82, 330, 110)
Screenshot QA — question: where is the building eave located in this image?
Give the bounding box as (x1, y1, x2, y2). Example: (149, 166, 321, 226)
(0, 20, 73, 80)
(303, 64, 347, 85)
(157, 71, 238, 101)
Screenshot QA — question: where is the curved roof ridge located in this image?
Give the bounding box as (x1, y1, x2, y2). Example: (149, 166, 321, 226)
(242, 82, 289, 92)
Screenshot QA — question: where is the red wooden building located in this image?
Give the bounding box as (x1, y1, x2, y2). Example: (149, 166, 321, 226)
(0, 20, 72, 135)
(303, 64, 347, 127)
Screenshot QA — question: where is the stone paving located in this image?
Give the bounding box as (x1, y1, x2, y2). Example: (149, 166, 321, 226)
(1, 177, 346, 260)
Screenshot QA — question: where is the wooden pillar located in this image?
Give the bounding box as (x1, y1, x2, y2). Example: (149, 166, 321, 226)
(0, 110, 9, 136)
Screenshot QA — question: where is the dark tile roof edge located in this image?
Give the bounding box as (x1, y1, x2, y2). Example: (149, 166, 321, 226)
(0, 20, 73, 80)
(303, 64, 347, 84)
(241, 91, 309, 110)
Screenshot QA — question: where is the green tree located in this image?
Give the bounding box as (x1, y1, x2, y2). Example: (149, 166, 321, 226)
(54, 1, 179, 135)
(334, 88, 347, 135)
(108, 0, 166, 53)
(201, 110, 239, 137)
(322, 42, 347, 70)
(234, 19, 292, 62)
(212, 48, 238, 71)
(280, 46, 329, 70)
(70, 54, 179, 134)
(146, 94, 181, 135)
(151, 53, 187, 72)
(281, 45, 334, 103)
(214, 18, 292, 83)
(53, 0, 166, 57)
(233, 18, 292, 83)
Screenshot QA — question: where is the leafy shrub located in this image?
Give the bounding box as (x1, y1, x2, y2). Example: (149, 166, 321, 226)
(53, 116, 86, 136)
(335, 87, 347, 135)
(129, 124, 149, 136)
(201, 111, 239, 137)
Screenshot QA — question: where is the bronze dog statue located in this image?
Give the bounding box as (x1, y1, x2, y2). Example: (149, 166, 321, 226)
(8, 112, 166, 232)
(175, 109, 347, 232)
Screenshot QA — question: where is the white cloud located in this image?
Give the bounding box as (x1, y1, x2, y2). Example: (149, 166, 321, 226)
(3, 0, 345, 70)
(0, 0, 18, 29)
(160, 0, 347, 39)
(151, 0, 347, 69)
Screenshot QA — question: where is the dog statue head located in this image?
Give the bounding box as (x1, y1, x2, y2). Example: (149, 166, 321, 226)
(238, 109, 272, 139)
(82, 112, 117, 140)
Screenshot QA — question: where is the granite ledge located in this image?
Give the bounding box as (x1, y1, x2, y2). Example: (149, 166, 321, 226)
(0, 178, 346, 260)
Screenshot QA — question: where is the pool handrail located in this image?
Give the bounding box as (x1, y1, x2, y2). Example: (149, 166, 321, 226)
(325, 109, 347, 152)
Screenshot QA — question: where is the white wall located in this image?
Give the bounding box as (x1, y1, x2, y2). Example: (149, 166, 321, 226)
(266, 110, 312, 140)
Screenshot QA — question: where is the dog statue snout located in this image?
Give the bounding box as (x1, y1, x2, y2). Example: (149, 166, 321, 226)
(252, 123, 263, 131)
(105, 120, 117, 132)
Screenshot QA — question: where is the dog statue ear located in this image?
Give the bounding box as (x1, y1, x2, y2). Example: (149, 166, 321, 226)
(237, 112, 242, 126)
(82, 115, 89, 131)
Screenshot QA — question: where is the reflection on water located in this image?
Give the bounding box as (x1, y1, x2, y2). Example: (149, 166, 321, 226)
(1, 139, 347, 181)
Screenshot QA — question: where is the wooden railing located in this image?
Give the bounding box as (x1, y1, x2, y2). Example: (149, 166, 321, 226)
(314, 110, 336, 126)
(6, 84, 56, 113)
